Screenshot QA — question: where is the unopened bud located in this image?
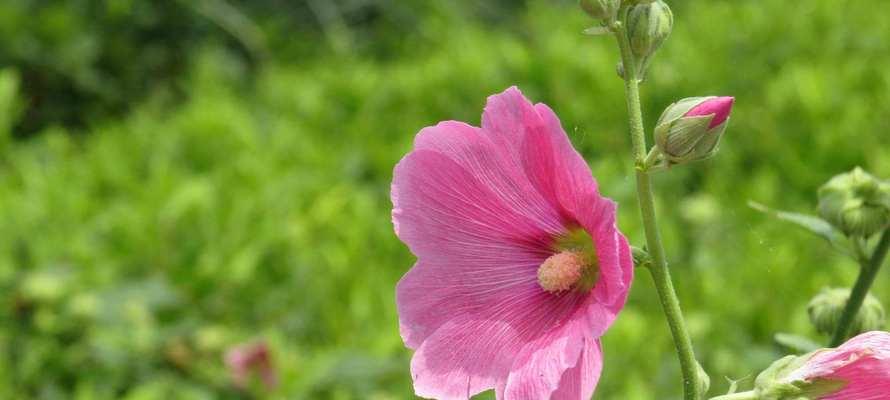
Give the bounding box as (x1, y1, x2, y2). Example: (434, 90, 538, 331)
(818, 167, 890, 237)
(579, 0, 621, 20)
(808, 287, 885, 336)
(654, 96, 734, 165)
(752, 332, 890, 400)
(625, 0, 672, 73)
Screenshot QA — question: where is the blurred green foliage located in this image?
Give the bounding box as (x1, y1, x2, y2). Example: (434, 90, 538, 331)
(1, 0, 890, 399)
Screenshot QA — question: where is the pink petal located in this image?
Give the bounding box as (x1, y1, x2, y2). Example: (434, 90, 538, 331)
(795, 331, 890, 400)
(552, 339, 604, 400)
(409, 318, 518, 399)
(685, 96, 734, 129)
(480, 87, 633, 334)
(393, 145, 571, 348)
(400, 259, 592, 398)
(821, 356, 890, 400)
(481, 87, 604, 226)
(500, 320, 586, 399)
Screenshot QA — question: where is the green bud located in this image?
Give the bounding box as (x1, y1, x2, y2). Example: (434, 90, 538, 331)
(753, 354, 846, 400)
(625, 0, 672, 74)
(807, 287, 885, 336)
(579, 0, 621, 20)
(654, 96, 735, 165)
(818, 167, 890, 237)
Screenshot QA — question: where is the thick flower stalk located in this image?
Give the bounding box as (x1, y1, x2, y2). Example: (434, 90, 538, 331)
(392, 87, 633, 399)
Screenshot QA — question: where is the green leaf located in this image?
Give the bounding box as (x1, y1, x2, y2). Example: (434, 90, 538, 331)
(749, 201, 852, 256)
(773, 333, 821, 354)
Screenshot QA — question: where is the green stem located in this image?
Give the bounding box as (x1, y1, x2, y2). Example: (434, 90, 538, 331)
(829, 228, 890, 346)
(708, 391, 758, 400)
(612, 20, 702, 400)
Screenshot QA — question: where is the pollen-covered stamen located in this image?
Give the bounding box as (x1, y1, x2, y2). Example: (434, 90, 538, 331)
(538, 228, 600, 294)
(537, 251, 584, 293)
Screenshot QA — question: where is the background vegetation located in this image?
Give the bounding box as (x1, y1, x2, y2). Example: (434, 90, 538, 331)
(1, 0, 889, 398)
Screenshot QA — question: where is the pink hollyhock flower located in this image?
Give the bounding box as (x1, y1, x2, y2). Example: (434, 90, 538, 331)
(224, 341, 277, 390)
(781, 331, 890, 399)
(391, 87, 633, 399)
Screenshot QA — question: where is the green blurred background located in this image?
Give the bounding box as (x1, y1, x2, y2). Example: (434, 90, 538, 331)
(1, 0, 889, 399)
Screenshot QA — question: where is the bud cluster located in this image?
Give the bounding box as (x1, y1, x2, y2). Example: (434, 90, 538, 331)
(818, 167, 890, 238)
(807, 287, 885, 336)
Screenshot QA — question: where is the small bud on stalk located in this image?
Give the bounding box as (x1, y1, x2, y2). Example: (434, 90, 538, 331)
(818, 167, 890, 238)
(579, 0, 621, 21)
(808, 287, 885, 336)
(625, 0, 672, 76)
(653, 96, 734, 166)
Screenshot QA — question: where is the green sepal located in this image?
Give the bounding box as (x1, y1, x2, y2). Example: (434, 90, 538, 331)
(753, 352, 849, 400)
(656, 115, 713, 161)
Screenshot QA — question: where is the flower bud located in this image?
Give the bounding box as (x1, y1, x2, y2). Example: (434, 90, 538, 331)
(579, 0, 621, 20)
(807, 287, 885, 336)
(752, 331, 890, 399)
(625, 0, 672, 71)
(654, 96, 734, 164)
(818, 167, 890, 237)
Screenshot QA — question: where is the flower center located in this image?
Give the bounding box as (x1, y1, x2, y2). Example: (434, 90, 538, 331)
(537, 229, 599, 294)
(537, 251, 584, 293)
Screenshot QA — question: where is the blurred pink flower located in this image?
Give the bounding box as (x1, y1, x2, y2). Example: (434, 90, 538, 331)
(391, 87, 633, 399)
(784, 331, 890, 399)
(224, 341, 277, 390)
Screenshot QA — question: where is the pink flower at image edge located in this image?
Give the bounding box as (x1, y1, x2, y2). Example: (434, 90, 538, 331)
(786, 331, 890, 399)
(391, 87, 633, 399)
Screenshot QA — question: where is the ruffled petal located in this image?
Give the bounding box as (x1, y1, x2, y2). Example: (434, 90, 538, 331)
(409, 318, 517, 400)
(400, 259, 591, 398)
(481, 87, 603, 226)
(797, 331, 890, 400)
(552, 338, 604, 400)
(479, 87, 632, 336)
(822, 356, 890, 400)
(499, 317, 595, 400)
(393, 143, 582, 348)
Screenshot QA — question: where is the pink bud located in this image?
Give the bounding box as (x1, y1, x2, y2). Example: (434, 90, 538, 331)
(224, 341, 277, 390)
(784, 331, 890, 398)
(685, 96, 734, 129)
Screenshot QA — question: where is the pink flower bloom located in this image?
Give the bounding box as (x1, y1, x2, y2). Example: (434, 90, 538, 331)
(684, 96, 734, 129)
(783, 331, 890, 399)
(391, 87, 633, 399)
(224, 341, 277, 390)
